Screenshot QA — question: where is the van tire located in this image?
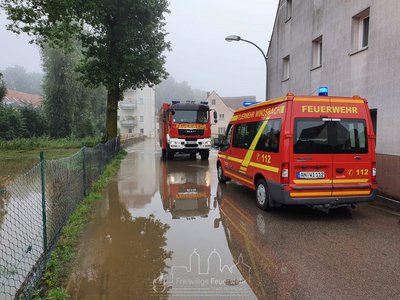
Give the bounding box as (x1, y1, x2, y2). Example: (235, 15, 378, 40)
(217, 163, 227, 183)
(256, 179, 272, 211)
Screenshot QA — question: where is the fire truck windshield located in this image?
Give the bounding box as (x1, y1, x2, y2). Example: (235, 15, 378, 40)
(172, 110, 209, 124)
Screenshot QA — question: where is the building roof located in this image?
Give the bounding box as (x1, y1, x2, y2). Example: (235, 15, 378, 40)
(3, 89, 43, 107)
(220, 96, 257, 110)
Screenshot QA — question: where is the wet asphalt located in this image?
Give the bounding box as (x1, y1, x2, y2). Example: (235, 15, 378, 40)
(67, 139, 400, 300)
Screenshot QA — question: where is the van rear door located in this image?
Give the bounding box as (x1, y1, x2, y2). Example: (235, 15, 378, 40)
(290, 97, 334, 198)
(330, 100, 372, 197)
(291, 117, 333, 197)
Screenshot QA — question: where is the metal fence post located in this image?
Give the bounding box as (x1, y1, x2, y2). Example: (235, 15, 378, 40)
(39, 151, 48, 252)
(82, 147, 87, 197)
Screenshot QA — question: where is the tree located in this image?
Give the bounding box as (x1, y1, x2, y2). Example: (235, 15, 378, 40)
(0, 73, 6, 101)
(3, 0, 170, 140)
(42, 44, 107, 138)
(1, 66, 43, 95)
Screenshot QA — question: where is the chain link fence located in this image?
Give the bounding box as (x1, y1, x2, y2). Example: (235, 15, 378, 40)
(0, 137, 120, 299)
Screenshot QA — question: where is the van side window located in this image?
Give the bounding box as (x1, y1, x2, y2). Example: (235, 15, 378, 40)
(255, 119, 282, 153)
(232, 122, 260, 149)
(221, 124, 233, 151)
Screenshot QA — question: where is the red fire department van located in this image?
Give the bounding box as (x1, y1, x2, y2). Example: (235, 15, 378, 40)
(215, 89, 377, 210)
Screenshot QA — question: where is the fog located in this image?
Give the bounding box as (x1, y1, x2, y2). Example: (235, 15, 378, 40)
(0, 0, 279, 100)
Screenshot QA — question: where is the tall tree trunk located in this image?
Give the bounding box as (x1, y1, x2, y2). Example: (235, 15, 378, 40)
(105, 85, 119, 141)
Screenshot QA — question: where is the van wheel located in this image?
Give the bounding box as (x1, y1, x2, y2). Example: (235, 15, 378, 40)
(256, 179, 272, 211)
(217, 163, 227, 183)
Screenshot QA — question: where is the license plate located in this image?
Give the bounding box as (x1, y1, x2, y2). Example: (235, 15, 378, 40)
(186, 141, 197, 144)
(297, 171, 325, 179)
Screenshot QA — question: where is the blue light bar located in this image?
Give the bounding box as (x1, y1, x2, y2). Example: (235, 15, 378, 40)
(319, 86, 329, 96)
(243, 101, 258, 107)
(171, 100, 180, 104)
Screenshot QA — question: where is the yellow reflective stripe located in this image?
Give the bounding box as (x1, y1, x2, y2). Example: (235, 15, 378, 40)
(333, 179, 369, 183)
(249, 162, 279, 173)
(218, 154, 226, 159)
(332, 190, 371, 196)
(293, 179, 332, 184)
(225, 170, 253, 185)
(241, 118, 270, 167)
(294, 97, 364, 104)
(240, 166, 248, 171)
(293, 179, 369, 184)
(228, 156, 243, 163)
(294, 98, 330, 103)
(290, 192, 332, 197)
(331, 99, 364, 104)
(231, 116, 238, 121)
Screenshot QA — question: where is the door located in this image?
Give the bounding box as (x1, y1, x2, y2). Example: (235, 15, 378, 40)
(291, 118, 334, 197)
(219, 124, 234, 174)
(331, 119, 371, 196)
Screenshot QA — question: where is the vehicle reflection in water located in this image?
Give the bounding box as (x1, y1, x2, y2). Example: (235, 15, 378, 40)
(159, 157, 211, 219)
(67, 180, 172, 299)
(214, 183, 298, 300)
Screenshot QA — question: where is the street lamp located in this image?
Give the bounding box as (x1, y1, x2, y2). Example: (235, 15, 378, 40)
(225, 35, 269, 101)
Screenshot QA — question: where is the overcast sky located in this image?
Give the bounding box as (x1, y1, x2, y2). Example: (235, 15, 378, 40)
(0, 0, 279, 100)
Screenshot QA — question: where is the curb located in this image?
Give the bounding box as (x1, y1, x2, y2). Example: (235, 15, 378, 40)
(372, 195, 400, 213)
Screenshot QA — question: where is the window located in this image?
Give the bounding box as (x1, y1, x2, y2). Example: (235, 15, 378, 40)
(282, 56, 290, 80)
(117, 116, 120, 120)
(232, 122, 260, 149)
(173, 110, 209, 123)
(140, 128, 144, 134)
(294, 118, 368, 154)
(352, 8, 370, 51)
(286, 0, 292, 21)
(219, 114, 225, 120)
(128, 129, 132, 133)
(218, 127, 225, 135)
(139, 98, 144, 105)
(255, 119, 282, 153)
(140, 116, 144, 122)
(312, 36, 322, 68)
(212, 99, 216, 105)
(220, 125, 233, 151)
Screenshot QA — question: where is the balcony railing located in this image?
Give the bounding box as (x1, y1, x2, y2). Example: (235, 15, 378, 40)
(120, 119, 138, 127)
(119, 102, 137, 109)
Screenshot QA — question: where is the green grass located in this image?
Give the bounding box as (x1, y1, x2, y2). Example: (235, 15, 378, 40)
(33, 150, 127, 300)
(0, 149, 80, 188)
(0, 136, 101, 151)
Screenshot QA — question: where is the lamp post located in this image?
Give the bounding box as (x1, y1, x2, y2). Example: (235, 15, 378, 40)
(225, 35, 269, 101)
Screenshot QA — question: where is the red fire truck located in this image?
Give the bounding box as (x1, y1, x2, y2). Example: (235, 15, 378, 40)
(159, 101, 217, 160)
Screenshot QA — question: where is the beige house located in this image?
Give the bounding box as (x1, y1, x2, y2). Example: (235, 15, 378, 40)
(207, 91, 256, 137)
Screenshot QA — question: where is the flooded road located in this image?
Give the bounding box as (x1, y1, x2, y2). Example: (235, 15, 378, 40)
(67, 139, 400, 299)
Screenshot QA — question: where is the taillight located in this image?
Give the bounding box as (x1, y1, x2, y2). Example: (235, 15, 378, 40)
(281, 163, 289, 185)
(372, 162, 377, 183)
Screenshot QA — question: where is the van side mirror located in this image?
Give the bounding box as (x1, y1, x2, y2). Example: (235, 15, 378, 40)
(214, 138, 220, 146)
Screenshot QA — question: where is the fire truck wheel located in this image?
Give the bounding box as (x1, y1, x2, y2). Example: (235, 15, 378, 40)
(162, 149, 166, 158)
(200, 150, 209, 160)
(217, 163, 227, 183)
(190, 153, 197, 160)
(167, 150, 174, 160)
(256, 179, 272, 211)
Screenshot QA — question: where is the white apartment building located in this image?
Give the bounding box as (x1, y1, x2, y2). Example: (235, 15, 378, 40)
(267, 0, 400, 200)
(118, 86, 156, 138)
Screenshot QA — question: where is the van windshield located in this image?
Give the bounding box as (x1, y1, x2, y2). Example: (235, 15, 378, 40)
(294, 118, 368, 154)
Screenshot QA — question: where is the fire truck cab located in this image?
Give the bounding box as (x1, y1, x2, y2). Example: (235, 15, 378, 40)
(215, 89, 377, 210)
(159, 101, 217, 160)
